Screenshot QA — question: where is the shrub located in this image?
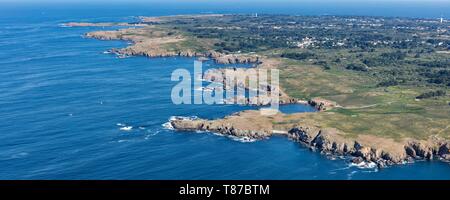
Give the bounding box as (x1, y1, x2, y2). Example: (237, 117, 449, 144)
(346, 63, 368, 72)
(416, 90, 447, 99)
(281, 52, 315, 60)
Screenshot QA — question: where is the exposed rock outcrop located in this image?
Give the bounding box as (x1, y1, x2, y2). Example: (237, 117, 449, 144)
(405, 141, 450, 162)
(308, 97, 338, 111)
(82, 22, 310, 108)
(74, 19, 450, 169)
(169, 112, 450, 168)
(171, 117, 272, 139)
(86, 30, 260, 65)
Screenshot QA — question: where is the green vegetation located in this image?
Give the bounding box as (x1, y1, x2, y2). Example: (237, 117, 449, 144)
(130, 14, 450, 140)
(153, 15, 449, 89)
(416, 90, 447, 99)
(280, 52, 316, 60)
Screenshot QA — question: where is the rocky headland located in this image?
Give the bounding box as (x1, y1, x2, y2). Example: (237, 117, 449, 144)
(68, 15, 450, 169)
(83, 27, 260, 65)
(169, 110, 450, 168)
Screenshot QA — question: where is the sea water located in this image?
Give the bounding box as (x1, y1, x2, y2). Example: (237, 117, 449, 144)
(0, 3, 449, 180)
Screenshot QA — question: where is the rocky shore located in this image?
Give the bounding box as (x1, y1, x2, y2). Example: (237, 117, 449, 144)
(202, 67, 297, 105)
(82, 25, 302, 106)
(69, 16, 450, 169)
(169, 110, 450, 168)
(74, 20, 333, 114)
(84, 29, 260, 65)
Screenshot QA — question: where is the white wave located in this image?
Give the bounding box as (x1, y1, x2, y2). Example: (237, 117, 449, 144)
(230, 136, 257, 143)
(163, 115, 199, 130)
(349, 161, 377, 169)
(117, 55, 131, 59)
(116, 123, 125, 126)
(169, 116, 199, 121)
(211, 132, 256, 143)
(168, 116, 177, 121)
(162, 122, 174, 130)
(120, 126, 133, 131)
(165, 116, 256, 143)
(211, 132, 226, 137)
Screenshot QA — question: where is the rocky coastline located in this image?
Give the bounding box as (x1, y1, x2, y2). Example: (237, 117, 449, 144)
(68, 17, 450, 169)
(89, 31, 341, 108)
(105, 47, 260, 65)
(85, 30, 260, 65)
(169, 112, 450, 168)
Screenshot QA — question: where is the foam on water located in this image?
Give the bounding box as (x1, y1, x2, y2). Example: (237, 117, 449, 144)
(119, 126, 133, 131)
(349, 161, 378, 169)
(162, 122, 174, 130)
(163, 116, 200, 130)
(229, 136, 257, 143)
(165, 116, 258, 143)
(211, 132, 257, 143)
(1, 4, 450, 180)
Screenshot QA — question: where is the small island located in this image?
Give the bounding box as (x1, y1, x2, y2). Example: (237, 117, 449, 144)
(66, 14, 450, 168)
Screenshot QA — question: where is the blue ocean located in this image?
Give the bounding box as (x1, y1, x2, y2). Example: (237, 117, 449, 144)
(0, 2, 450, 180)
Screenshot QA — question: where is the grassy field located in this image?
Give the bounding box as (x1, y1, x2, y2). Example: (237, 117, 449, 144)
(85, 14, 450, 142)
(278, 58, 449, 141)
(160, 15, 450, 141)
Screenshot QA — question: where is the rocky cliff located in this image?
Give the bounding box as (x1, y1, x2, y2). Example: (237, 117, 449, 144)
(170, 111, 450, 168)
(85, 29, 260, 65)
(73, 19, 450, 169)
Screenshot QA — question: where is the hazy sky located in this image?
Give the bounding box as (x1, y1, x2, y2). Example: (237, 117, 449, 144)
(1, 0, 448, 15)
(1, 0, 449, 2)
(0, 0, 448, 19)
